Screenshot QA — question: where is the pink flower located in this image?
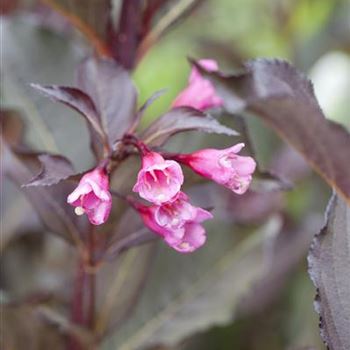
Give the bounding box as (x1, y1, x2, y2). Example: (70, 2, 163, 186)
(67, 168, 112, 225)
(136, 192, 213, 253)
(176, 143, 256, 194)
(172, 59, 223, 111)
(133, 151, 184, 204)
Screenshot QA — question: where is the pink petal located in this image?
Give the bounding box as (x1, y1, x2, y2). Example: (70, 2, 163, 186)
(67, 182, 92, 204)
(87, 198, 112, 225)
(170, 223, 207, 253)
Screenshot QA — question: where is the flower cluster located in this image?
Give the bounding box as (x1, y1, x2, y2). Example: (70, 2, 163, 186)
(133, 192, 212, 253)
(67, 59, 256, 253)
(131, 151, 213, 252)
(130, 142, 255, 252)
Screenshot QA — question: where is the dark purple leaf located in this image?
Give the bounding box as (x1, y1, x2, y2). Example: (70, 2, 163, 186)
(127, 89, 167, 134)
(77, 56, 137, 145)
(137, 89, 167, 120)
(30, 84, 107, 159)
(141, 107, 238, 147)
(3, 144, 85, 245)
(30, 84, 104, 136)
(270, 145, 311, 183)
(308, 194, 350, 350)
(200, 59, 350, 203)
(24, 154, 75, 187)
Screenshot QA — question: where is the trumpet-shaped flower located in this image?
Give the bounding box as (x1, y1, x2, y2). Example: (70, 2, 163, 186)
(136, 192, 213, 253)
(67, 168, 112, 225)
(172, 59, 223, 111)
(176, 143, 256, 194)
(133, 151, 184, 204)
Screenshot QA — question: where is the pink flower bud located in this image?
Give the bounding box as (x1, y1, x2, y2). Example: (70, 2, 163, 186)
(136, 192, 213, 253)
(177, 143, 256, 194)
(172, 59, 223, 111)
(133, 151, 184, 204)
(67, 168, 112, 225)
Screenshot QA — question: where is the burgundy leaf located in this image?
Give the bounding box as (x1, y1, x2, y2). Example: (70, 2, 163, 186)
(201, 59, 350, 203)
(24, 154, 75, 187)
(308, 194, 350, 350)
(141, 107, 238, 147)
(77, 56, 137, 145)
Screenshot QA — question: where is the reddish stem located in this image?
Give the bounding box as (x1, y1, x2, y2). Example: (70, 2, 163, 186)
(67, 228, 97, 350)
(160, 151, 186, 163)
(110, 0, 143, 69)
(87, 229, 96, 330)
(123, 134, 151, 156)
(67, 258, 86, 350)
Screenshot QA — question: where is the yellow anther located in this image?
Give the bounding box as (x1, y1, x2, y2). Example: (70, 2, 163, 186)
(74, 206, 85, 216)
(179, 242, 190, 250)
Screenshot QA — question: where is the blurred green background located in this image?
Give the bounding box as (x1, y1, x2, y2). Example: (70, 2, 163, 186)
(134, 0, 349, 129)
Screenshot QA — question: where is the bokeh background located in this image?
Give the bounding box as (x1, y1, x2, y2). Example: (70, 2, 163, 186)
(1, 0, 349, 349)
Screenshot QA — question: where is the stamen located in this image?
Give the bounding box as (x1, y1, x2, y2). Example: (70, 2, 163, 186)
(163, 169, 171, 185)
(74, 206, 85, 216)
(145, 179, 152, 190)
(149, 169, 158, 182)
